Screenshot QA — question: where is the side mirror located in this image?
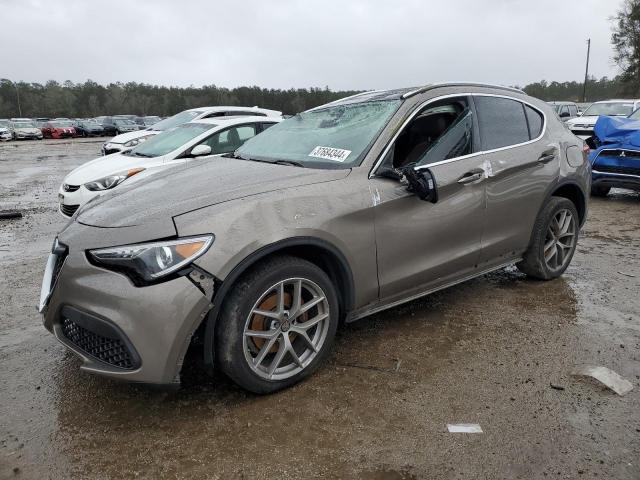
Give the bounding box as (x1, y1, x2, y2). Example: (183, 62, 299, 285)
(559, 111, 570, 118)
(190, 144, 212, 157)
(402, 165, 438, 203)
(577, 111, 583, 116)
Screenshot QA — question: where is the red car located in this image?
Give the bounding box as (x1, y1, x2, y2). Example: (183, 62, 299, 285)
(41, 121, 77, 139)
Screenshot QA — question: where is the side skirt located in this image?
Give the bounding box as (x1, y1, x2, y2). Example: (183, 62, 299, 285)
(346, 258, 522, 323)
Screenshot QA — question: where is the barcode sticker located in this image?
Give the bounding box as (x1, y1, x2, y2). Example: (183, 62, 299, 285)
(309, 146, 351, 162)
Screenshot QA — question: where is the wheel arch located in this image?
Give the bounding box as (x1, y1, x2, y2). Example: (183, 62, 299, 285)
(550, 180, 587, 227)
(202, 236, 355, 370)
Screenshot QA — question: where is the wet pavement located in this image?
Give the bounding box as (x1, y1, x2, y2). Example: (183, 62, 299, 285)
(1, 139, 639, 479)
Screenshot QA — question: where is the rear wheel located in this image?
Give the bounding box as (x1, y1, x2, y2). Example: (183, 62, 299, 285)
(516, 197, 579, 280)
(216, 256, 339, 393)
(591, 185, 610, 197)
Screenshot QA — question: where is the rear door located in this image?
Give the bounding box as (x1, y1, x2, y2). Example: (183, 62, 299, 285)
(473, 95, 559, 266)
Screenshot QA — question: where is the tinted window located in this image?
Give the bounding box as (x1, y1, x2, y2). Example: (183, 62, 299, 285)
(416, 109, 474, 167)
(568, 105, 578, 117)
(475, 96, 530, 150)
(525, 105, 544, 139)
(201, 124, 257, 154)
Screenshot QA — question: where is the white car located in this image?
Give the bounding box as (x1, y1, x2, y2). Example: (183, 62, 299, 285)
(566, 99, 640, 139)
(0, 127, 11, 141)
(59, 116, 281, 217)
(101, 106, 282, 156)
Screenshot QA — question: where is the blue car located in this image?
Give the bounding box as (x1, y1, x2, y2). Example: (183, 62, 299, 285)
(588, 109, 640, 197)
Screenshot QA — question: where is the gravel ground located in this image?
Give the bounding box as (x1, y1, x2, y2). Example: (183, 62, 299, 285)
(1, 138, 639, 480)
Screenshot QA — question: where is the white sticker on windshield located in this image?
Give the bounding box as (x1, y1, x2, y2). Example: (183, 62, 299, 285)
(309, 146, 351, 162)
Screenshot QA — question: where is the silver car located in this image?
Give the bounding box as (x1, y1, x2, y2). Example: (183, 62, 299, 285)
(40, 83, 591, 393)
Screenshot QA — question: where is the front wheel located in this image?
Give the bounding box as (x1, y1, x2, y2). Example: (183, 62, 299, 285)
(216, 256, 339, 393)
(516, 197, 579, 280)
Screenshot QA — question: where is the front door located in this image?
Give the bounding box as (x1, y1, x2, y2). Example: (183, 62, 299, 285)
(371, 96, 487, 303)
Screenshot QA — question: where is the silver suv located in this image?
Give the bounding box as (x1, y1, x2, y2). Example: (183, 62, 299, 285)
(40, 83, 591, 393)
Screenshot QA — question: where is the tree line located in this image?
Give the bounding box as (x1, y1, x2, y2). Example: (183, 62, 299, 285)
(0, 80, 360, 119)
(1, 76, 636, 119)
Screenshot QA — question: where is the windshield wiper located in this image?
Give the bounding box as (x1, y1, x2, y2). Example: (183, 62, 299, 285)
(223, 153, 305, 167)
(129, 151, 152, 158)
(273, 160, 305, 167)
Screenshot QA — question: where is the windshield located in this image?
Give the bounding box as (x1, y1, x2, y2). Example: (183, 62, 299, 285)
(629, 108, 640, 120)
(51, 121, 73, 127)
(150, 110, 202, 131)
(236, 100, 401, 168)
(144, 116, 161, 124)
(14, 122, 35, 128)
(126, 122, 213, 158)
(583, 102, 635, 117)
(114, 119, 135, 126)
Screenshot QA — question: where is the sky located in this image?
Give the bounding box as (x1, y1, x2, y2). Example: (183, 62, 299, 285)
(0, 0, 624, 90)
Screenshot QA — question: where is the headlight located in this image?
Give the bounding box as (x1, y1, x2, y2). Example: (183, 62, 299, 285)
(84, 168, 145, 191)
(124, 135, 153, 148)
(88, 235, 214, 284)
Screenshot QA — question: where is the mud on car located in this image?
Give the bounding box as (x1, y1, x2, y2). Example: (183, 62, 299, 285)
(40, 83, 590, 393)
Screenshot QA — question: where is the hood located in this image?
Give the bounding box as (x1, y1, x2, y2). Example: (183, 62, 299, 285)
(15, 127, 41, 133)
(64, 152, 164, 185)
(593, 115, 640, 148)
(77, 157, 350, 228)
(108, 129, 157, 144)
(53, 126, 74, 131)
(567, 115, 598, 127)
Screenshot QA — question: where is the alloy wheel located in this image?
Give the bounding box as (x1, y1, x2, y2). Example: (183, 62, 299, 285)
(543, 208, 576, 271)
(242, 278, 330, 381)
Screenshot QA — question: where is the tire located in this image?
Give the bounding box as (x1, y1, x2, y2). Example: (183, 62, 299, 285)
(516, 197, 579, 280)
(216, 255, 339, 394)
(591, 185, 610, 197)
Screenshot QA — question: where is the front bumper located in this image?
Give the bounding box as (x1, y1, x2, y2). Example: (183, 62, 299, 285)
(58, 183, 100, 218)
(102, 142, 125, 155)
(591, 148, 640, 191)
(40, 236, 213, 384)
(569, 126, 594, 140)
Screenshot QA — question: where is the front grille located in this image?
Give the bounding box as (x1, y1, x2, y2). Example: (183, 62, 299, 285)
(63, 184, 80, 192)
(61, 317, 137, 369)
(60, 203, 79, 217)
(598, 149, 640, 159)
(595, 164, 640, 177)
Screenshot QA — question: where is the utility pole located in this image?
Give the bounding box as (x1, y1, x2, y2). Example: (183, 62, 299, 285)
(582, 39, 591, 103)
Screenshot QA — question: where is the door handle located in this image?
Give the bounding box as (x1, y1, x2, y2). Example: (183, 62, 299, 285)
(538, 149, 557, 164)
(458, 169, 485, 185)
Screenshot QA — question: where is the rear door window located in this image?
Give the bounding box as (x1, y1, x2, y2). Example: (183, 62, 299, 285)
(475, 96, 530, 150)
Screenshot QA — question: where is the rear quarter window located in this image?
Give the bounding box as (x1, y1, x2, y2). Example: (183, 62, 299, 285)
(525, 105, 544, 139)
(475, 96, 530, 150)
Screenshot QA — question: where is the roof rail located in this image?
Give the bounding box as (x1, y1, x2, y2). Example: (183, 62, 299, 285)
(402, 82, 525, 99)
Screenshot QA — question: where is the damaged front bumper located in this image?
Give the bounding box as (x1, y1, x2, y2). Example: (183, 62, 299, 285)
(40, 235, 214, 385)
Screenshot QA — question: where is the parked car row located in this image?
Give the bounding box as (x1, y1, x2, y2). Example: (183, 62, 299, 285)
(0, 115, 165, 141)
(40, 84, 592, 394)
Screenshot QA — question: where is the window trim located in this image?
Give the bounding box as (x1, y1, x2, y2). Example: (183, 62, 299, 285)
(369, 92, 547, 177)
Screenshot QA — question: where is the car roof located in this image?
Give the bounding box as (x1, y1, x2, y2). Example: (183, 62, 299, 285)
(185, 106, 282, 116)
(314, 82, 526, 110)
(548, 101, 577, 105)
(187, 116, 282, 127)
